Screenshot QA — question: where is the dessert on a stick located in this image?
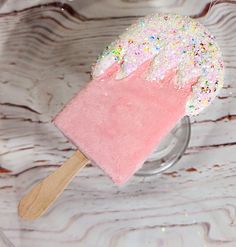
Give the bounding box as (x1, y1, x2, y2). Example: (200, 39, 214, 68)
(18, 13, 224, 220)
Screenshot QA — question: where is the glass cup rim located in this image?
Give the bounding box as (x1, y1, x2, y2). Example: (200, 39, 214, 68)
(135, 116, 191, 177)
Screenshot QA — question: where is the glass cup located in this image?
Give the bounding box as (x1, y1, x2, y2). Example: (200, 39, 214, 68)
(135, 116, 190, 176)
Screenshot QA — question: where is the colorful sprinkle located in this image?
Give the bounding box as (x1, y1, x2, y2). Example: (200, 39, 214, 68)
(92, 13, 224, 116)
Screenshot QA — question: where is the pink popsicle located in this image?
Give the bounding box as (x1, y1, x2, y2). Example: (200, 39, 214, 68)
(55, 13, 224, 185)
(54, 61, 193, 184)
(18, 13, 224, 220)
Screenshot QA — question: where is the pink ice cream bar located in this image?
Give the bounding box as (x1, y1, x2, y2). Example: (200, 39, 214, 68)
(54, 14, 224, 185)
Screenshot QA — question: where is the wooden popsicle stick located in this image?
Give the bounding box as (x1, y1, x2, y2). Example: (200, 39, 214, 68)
(18, 151, 89, 220)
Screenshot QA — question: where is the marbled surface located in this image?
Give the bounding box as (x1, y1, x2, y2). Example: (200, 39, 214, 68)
(0, 0, 236, 246)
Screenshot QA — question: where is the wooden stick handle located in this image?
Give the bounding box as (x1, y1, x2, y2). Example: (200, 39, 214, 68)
(18, 151, 89, 220)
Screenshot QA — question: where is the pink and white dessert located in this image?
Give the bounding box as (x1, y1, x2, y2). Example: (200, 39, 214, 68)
(54, 14, 224, 185)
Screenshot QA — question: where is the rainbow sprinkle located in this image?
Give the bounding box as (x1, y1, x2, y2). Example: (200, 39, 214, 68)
(92, 13, 224, 116)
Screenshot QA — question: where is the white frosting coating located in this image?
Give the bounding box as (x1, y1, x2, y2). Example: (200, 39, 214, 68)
(92, 14, 224, 116)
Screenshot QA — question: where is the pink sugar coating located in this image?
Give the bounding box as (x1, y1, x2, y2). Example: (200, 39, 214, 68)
(54, 61, 193, 185)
